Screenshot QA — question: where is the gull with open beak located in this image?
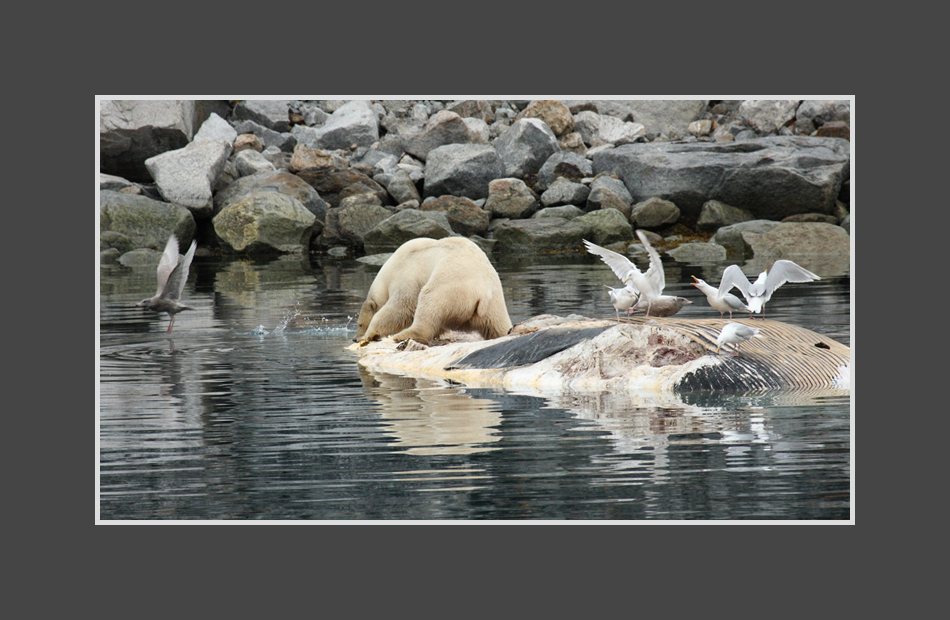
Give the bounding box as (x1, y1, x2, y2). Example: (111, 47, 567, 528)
(691, 275, 750, 319)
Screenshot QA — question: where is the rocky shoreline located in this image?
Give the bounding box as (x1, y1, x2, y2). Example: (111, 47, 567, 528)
(99, 99, 851, 270)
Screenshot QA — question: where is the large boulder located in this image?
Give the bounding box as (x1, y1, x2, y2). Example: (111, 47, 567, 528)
(213, 170, 330, 237)
(535, 151, 593, 192)
(362, 209, 455, 254)
(484, 178, 540, 219)
(712, 220, 780, 256)
(576, 208, 634, 246)
(420, 196, 490, 237)
(493, 118, 560, 178)
(231, 100, 292, 132)
(145, 139, 232, 218)
(423, 143, 505, 200)
(491, 217, 591, 253)
(739, 100, 800, 134)
(592, 136, 850, 222)
(403, 110, 478, 161)
(213, 191, 316, 253)
(319, 198, 392, 250)
(300, 100, 379, 151)
(99, 99, 228, 182)
(99, 190, 196, 250)
(296, 166, 388, 208)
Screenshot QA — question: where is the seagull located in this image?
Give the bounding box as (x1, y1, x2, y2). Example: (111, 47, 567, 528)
(691, 276, 750, 319)
(584, 230, 669, 318)
(716, 322, 763, 356)
(626, 296, 693, 317)
(605, 284, 639, 319)
(136, 234, 197, 334)
(719, 260, 820, 317)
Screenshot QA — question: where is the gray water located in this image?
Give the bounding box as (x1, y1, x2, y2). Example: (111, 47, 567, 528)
(98, 249, 852, 520)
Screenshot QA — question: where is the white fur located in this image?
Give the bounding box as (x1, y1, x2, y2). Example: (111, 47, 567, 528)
(356, 237, 512, 345)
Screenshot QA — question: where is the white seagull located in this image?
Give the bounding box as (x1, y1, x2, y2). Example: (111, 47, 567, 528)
(584, 230, 670, 318)
(691, 275, 751, 319)
(719, 260, 820, 317)
(136, 234, 197, 334)
(605, 284, 639, 319)
(716, 322, 763, 356)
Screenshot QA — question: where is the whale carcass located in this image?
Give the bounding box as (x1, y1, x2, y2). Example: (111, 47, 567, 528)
(349, 315, 851, 394)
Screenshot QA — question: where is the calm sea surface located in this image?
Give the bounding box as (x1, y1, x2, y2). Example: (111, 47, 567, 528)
(98, 247, 852, 521)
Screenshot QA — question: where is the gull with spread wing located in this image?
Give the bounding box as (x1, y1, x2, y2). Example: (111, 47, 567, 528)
(136, 234, 197, 334)
(719, 260, 820, 317)
(584, 230, 683, 318)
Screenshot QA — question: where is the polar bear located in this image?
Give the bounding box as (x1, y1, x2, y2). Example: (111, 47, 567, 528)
(356, 237, 513, 346)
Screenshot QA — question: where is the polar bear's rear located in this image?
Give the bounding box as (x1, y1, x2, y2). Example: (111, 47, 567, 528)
(356, 237, 513, 346)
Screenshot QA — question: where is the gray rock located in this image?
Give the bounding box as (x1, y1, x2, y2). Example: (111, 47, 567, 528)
(423, 143, 505, 200)
(586, 187, 631, 219)
(318, 197, 392, 250)
(484, 178, 540, 219)
(493, 118, 561, 178)
(304, 100, 379, 151)
(233, 149, 277, 177)
(572, 110, 602, 145)
(232, 119, 296, 152)
(576, 208, 634, 246)
(596, 115, 646, 145)
(213, 191, 316, 253)
(712, 220, 780, 256)
(144, 138, 231, 217)
(743, 222, 851, 261)
(296, 166, 389, 208)
(630, 197, 680, 228)
(590, 174, 632, 204)
(696, 200, 755, 231)
(491, 217, 591, 253)
(99, 99, 211, 182)
(419, 195, 490, 237)
(796, 100, 850, 126)
(380, 167, 421, 205)
(532, 205, 585, 220)
(193, 112, 237, 145)
(562, 100, 708, 139)
(213, 170, 329, 233)
(667, 242, 728, 264)
(535, 151, 593, 192)
(738, 100, 800, 134)
(100, 173, 136, 192)
(592, 136, 850, 221)
(362, 209, 455, 254)
(403, 111, 477, 161)
(541, 177, 590, 206)
(232, 100, 292, 132)
(99, 190, 196, 250)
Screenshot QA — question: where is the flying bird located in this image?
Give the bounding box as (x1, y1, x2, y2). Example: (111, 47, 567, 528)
(136, 234, 197, 334)
(584, 230, 677, 318)
(719, 260, 820, 317)
(691, 275, 751, 319)
(716, 322, 763, 356)
(605, 284, 639, 319)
